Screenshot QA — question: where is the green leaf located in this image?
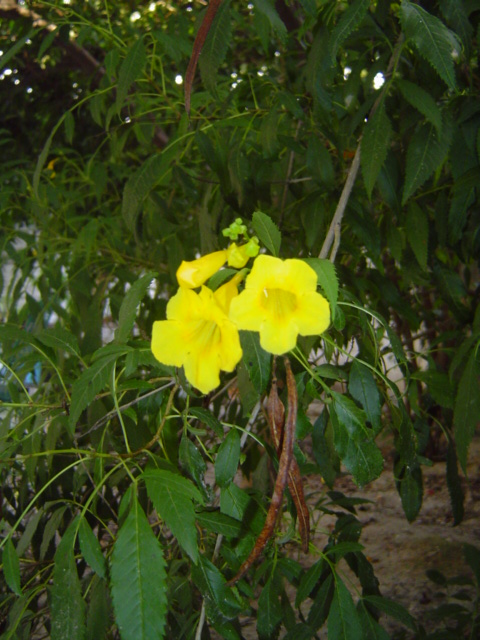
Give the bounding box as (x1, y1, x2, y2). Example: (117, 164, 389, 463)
(110, 495, 167, 640)
(303, 258, 339, 317)
(199, 0, 232, 96)
(398, 466, 423, 522)
(402, 118, 452, 204)
(406, 202, 429, 270)
(36, 327, 80, 357)
(51, 524, 87, 640)
(3, 538, 22, 595)
(307, 137, 335, 185)
(296, 559, 325, 606)
(357, 601, 391, 640)
(143, 469, 203, 562)
(239, 331, 271, 396)
(327, 577, 362, 640)
(78, 519, 107, 579)
(40, 506, 67, 560)
(0, 28, 37, 69)
(454, 350, 480, 473)
(397, 80, 442, 133)
(69, 355, 117, 434)
(361, 102, 393, 199)
(463, 543, 480, 586)
(252, 211, 281, 256)
(329, 0, 370, 60)
(439, 0, 473, 56)
(116, 39, 147, 113)
(115, 272, 157, 343)
(122, 147, 176, 232)
(179, 436, 208, 498)
(446, 441, 464, 526)
(189, 406, 224, 438)
(196, 509, 244, 538)
(191, 555, 244, 620)
(348, 361, 382, 432)
(257, 578, 282, 639)
(86, 577, 110, 640)
(307, 573, 334, 630)
(253, 0, 287, 42)
(312, 411, 338, 487)
(362, 595, 417, 631)
(215, 428, 240, 487)
(400, 0, 459, 91)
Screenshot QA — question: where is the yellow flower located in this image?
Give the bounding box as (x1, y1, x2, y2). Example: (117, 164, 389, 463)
(176, 251, 227, 288)
(229, 255, 330, 355)
(151, 279, 242, 394)
(226, 239, 260, 268)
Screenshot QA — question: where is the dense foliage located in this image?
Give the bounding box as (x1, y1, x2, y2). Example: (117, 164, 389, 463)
(1, 0, 479, 638)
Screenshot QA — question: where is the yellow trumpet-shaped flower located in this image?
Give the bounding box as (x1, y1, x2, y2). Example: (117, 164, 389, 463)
(151, 279, 242, 394)
(229, 255, 330, 355)
(176, 250, 228, 289)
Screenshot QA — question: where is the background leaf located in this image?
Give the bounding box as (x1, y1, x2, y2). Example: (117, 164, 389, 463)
(361, 102, 393, 199)
(215, 428, 241, 487)
(116, 39, 147, 113)
(252, 211, 281, 256)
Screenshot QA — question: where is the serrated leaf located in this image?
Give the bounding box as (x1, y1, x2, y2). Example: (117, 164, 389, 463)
(363, 595, 417, 631)
(439, 0, 473, 57)
(257, 578, 282, 639)
(454, 350, 480, 473)
(402, 118, 452, 204)
(253, 0, 287, 42)
(252, 211, 281, 256)
(303, 258, 338, 317)
(327, 577, 362, 640)
(3, 538, 22, 595)
(349, 361, 382, 432)
(239, 331, 271, 395)
(199, 0, 232, 96)
(196, 509, 244, 537)
(110, 495, 167, 640)
(400, 0, 459, 91)
(36, 327, 80, 357)
(116, 39, 147, 113)
(406, 202, 429, 270)
(122, 147, 176, 232)
(215, 429, 240, 487)
(69, 356, 117, 433)
(296, 559, 325, 607)
(361, 102, 393, 198)
(78, 519, 107, 579)
(397, 80, 442, 133)
(329, 0, 370, 59)
(51, 524, 86, 640)
(115, 272, 157, 343)
(143, 469, 203, 562)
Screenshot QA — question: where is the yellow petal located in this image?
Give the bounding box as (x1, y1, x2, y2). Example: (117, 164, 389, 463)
(176, 250, 227, 288)
(184, 350, 221, 394)
(229, 289, 264, 331)
(226, 243, 251, 268)
(213, 273, 243, 314)
(218, 320, 243, 371)
(151, 320, 185, 367)
(294, 291, 331, 336)
(259, 319, 298, 355)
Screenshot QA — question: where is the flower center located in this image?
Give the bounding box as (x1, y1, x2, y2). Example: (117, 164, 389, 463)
(187, 319, 221, 351)
(261, 288, 297, 319)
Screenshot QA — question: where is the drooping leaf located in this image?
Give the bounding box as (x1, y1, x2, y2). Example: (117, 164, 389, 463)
(179, 436, 208, 498)
(406, 201, 429, 270)
(189, 406, 224, 438)
(397, 80, 442, 133)
(402, 118, 452, 204)
(454, 350, 480, 473)
(312, 411, 338, 487)
(253, 0, 287, 42)
(215, 428, 240, 487)
(69, 355, 118, 433)
(296, 559, 325, 607)
(400, 0, 459, 90)
(199, 0, 232, 96)
(252, 211, 281, 256)
(40, 506, 67, 560)
(357, 602, 390, 640)
(115, 39, 147, 113)
(115, 272, 157, 343)
(348, 361, 382, 432)
(439, 0, 473, 56)
(398, 465, 423, 522)
(303, 258, 338, 318)
(361, 101, 393, 199)
(195, 509, 244, 538)
(190, 555, 244, 620)
(307, 573, 334, 630)
(143, 468, 204, 563)
(327, 576, 362, 640)
(362, 595, 417, 631)
(78, 519, 107, 579)
(51, 524, 86, 640)
(86, 577, 110, 640)
(122, 147, 176, 232)
(446, 440, 465, 526)
(36, 327, 80, 357)
(329, 0, 371, 60)
(257, 578, 282, 639)
(3, 538, 22, 595)
(110, 495, 167, 640)
(239, 330, 271, 396)
(306, 137, 335, 185)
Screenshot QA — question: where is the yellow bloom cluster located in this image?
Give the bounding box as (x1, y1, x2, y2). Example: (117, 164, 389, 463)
(151, 247, 330, 394)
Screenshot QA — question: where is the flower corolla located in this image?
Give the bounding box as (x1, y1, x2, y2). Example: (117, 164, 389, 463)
(229, 255, 330, 355)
